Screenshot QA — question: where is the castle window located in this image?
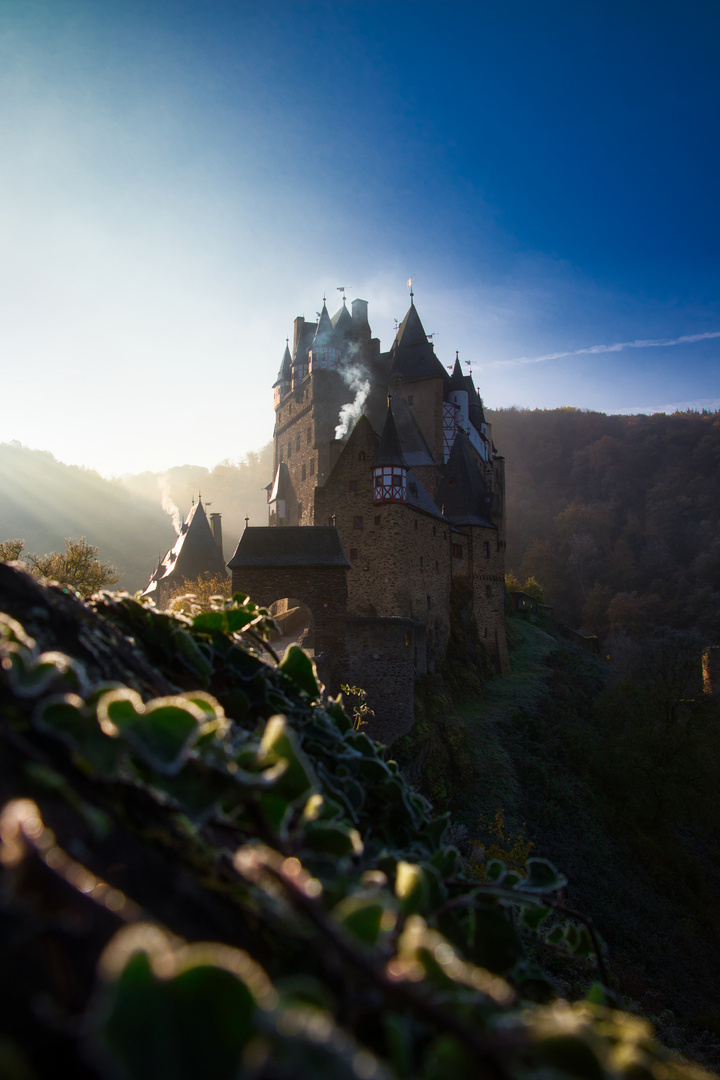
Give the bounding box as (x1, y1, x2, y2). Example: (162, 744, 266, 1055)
(349, 479, 357, 492)
(350, 547, 358, 560)
(373, 465, 407, 503)
(432, 526, 436, 536)
(353, 516, 363, 530)
(486, 584, 492, 597)
(427, 594, 432, 610)
(451, 543, 463, 558)
(414, 519, 418, 530)
(301, 464, 306, 481)
(420, 557, 423, 568)
(287, 443, 292, 459)
(484, 542, 491, 560)
(309, 459, 314, 477)
(435, 561, 439, 572)
(374, 515, 381, 526)
(296, 434, 301, 452)
(358, 451, 366, 462)
(297, 502, 302, 521)
(307, 428, 312, 444)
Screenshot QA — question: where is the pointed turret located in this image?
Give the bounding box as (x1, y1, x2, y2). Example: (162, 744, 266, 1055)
(373, 403, 408, 503)
(141, 497, 228, 603)
(273, 342, 293, 406)
(313, 301, 334, 345)
(331, 299, 353, 337)
(450, 352, 465, 389)
(388, 301, 451, 386)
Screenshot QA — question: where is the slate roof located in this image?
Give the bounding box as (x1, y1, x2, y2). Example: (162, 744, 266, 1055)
(313, 303, 334, 345)
(143, 499, 227, 598)
(374, 403, 407, 469)
(274, 343, 293, 386)
(331, 301, 353, 335)
(387, 301, 452, 387)
(390, 392, 436, 467)
(228, 526, 350, 569)
(434, 431, 495, 527)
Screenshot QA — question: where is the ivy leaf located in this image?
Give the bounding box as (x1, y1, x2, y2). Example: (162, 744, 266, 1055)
(518, 858, 568, 894)
(96, 689, 204, 775)
(278, 644, 321, 698)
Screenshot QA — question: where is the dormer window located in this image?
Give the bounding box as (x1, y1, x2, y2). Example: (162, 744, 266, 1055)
(373, 466, 407, 503)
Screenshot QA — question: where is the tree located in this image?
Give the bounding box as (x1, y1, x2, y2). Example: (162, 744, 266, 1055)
(26, 537, 118, 595)
(0, 539, 25, 562)
(167, 572, 231, 614)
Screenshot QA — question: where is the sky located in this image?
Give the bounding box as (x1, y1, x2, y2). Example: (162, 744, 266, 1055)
(1, 0, 718, 477)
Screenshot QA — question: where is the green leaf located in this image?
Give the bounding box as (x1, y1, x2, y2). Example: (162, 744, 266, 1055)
(519, 858, 568, 893)
(485, 859, 507, 883)
(258, 715, 317, 801)
(304, 821, 363, 858)
(332, 895, 390, 945)
(96, 689, 204, 775)
(278, 644, 321, 698)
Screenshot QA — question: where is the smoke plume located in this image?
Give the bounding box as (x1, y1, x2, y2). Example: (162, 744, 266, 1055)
(158, 476, 181, 535)
(335, 342, 371, 439)
(335, 363, 371, 439)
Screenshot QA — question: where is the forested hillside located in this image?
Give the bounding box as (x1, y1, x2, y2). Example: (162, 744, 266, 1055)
(488, 409, 720, 640)
(0, 442, 272, 592)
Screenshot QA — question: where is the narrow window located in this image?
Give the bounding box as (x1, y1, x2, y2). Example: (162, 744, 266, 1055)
(301, 464, 306, 481)
(288, 443, 292, 459)
(296, 434, 301, 452)
(358, 451, 366, 462)
(432, 526, 436, 536)
(414, 520, 418, 531)
(427, 594, 432, 610)
(374, 515, 381, 526)
(309, 459, 314, 476)
(420, 556, 423, 568)
(350, 547, 358, 561)
(435, 560, 439, 572)
(307, 428, 311, 444)
(484, 541, 490, 560)
(353, 516, 363, 530)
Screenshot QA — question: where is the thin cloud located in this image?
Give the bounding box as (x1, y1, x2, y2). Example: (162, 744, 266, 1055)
(488, 330, 720, 369)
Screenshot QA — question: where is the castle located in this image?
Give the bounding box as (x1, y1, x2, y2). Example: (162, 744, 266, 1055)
(228, 292, 509, 741)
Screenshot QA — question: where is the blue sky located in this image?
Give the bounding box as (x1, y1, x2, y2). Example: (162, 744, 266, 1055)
(1, 0, 718, 475)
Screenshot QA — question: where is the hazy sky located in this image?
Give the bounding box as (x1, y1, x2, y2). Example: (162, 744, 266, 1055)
(1, 0, 718, 476)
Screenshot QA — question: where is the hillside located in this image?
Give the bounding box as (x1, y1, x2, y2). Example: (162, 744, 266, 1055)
(487, 408, 720, 642)
(0, 563, 713, 1080)
(395, 612, 720, 1067)
(0, 441, 273, 592)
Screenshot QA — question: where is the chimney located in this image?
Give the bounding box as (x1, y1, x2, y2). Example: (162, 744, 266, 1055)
(210, 513, 223, 559)
(351, 298, 370, 339)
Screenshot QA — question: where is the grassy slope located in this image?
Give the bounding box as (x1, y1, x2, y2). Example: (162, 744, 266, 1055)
(396, 616, 720, 1067)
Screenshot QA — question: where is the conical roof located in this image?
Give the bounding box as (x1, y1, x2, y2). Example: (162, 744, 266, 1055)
(274, 342, 293, 385)
(388, 302, 451, 387)
(331, 301, 353, 336)
(142, 497, 227, 599)
(450, 353, 466, 390)
(394, 300, 428, 348)
(374, 402, 407, 469)
(313, 302, 334, 345)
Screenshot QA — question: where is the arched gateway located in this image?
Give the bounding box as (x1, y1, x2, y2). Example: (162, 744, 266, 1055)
(227, 526, 350, 687)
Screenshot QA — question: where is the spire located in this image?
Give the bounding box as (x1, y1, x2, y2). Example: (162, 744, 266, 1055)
(450, 351, 465, 389)
(313, 301, 333, 344)
(276, 341, 292, 382)
(374, 401, 407, 469)
(393, 302, 429, 349)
